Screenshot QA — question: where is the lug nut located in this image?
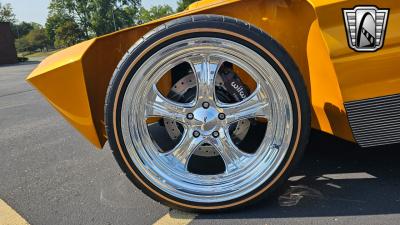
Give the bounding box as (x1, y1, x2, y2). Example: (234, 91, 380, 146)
(202, 102, 210, 109)
(186, 113, 194, 120)
(193, 130, 200, 138)
(212, 131, 220, 138)
(218, 113, 226, 120)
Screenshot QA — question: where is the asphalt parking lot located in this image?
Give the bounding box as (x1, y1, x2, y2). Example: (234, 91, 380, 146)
(1, 62, 400, 225)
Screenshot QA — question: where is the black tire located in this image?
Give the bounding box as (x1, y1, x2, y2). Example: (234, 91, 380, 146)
(105, 14, 310, 212)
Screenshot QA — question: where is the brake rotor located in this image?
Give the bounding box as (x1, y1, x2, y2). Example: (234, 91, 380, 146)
(164, 68, 251, 157)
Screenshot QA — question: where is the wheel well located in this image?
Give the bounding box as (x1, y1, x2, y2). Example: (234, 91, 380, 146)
(80, 0, 353, 148)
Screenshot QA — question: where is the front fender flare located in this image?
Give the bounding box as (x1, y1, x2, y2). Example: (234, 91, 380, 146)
(27, 0, 353, 148)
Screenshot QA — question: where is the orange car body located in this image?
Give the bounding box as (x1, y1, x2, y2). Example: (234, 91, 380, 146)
(27, 0, 400, 148)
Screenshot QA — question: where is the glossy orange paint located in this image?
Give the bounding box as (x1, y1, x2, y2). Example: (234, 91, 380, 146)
(27, 0, 400, 148)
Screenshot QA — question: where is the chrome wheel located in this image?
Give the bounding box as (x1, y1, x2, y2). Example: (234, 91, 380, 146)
(120, 37, 293, 203)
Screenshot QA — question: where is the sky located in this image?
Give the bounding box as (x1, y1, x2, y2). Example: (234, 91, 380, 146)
(1, 0, 178, 25)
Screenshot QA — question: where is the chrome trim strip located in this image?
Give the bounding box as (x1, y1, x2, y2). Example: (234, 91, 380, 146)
(351, 119, 400, 127)
(346, 100, 400, 110)
(348, 113, 399, 123)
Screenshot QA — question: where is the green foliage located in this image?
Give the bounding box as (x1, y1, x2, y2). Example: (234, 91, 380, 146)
(138, 5, 174, 24)
(11, 22, 41, 39)
(15, 37, 30, 53)
(0, 2, 16, 23)
(47, 0, 141, 37)
(54, 20, 85, 48)
(177, 0, 199, 12)
(15, 27, 49, 52)
(46, 14, 74, 47)
(9, 0, 200, 53)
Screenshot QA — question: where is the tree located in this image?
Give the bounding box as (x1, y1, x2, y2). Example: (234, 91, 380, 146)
(15, 27, 49, 52)
(0, 2, 16, 23)
(46, 14, 73, 47)
(54, 20, 85, 48)
(138, 5, 173, 24)
(177, 0, 199, 12)
(11, 22, 41, 39)
(15, 37, 30, 53)
(47, 0, 141, 37)
(27, 28, 49, 51)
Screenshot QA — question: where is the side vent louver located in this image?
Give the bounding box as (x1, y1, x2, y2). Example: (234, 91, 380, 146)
(345, 94, 400, 147)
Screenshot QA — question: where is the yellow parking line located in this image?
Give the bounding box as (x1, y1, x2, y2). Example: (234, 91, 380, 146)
(153, 210, 197, 225)
(0, 199, 29, 225)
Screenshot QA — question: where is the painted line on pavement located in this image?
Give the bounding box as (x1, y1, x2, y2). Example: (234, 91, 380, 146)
(153, 209, 197, 225)
(0, 199, 29, 225)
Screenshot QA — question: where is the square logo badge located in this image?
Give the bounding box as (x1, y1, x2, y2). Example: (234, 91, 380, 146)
(343, 6, 389, 52)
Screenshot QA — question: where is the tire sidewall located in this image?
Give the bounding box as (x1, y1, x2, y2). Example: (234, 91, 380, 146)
(105, 15, 310, 212)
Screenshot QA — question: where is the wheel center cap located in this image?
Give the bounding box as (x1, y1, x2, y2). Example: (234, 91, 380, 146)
(193, 107, 219, 131)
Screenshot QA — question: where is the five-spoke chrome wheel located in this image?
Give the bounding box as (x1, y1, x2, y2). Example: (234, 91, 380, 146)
(120, 37, 293, 203)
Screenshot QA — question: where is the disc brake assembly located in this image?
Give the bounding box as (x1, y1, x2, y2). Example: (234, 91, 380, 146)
(164, 63, 252, 157)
